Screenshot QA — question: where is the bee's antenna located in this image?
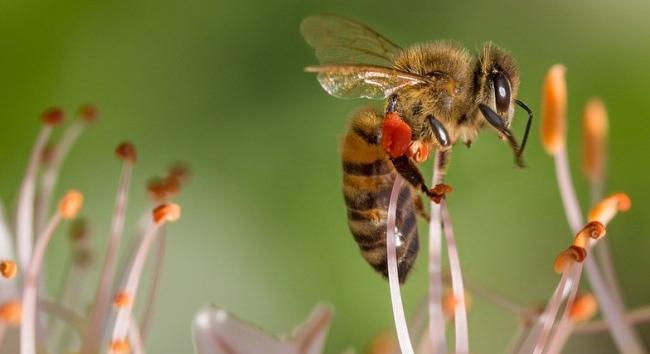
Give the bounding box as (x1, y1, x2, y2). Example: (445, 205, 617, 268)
(515, 99, 533, 160)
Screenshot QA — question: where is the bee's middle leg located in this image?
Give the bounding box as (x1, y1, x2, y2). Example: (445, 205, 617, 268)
(390, 155, 452, 204)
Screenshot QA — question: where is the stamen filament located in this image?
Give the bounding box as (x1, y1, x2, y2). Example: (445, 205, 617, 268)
(441, 201, 469, 353)
(16, 125, 55, 271)
(139, 228, 166, 339)
(428, 150, 447, 354)
(83, 156, 134, 354)
(108, 221, 162, 351)
(386, 176, 415, 354)
(541, 145, 645, 353)
(36, 121, 84, 234)
(20, 212, 63, 354)
(576, 305, 650, 334)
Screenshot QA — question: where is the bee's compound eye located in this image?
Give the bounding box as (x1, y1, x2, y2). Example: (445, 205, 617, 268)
(493, 72, 511, 113)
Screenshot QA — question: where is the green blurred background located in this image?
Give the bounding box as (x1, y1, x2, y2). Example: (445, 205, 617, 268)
(1, 0, 650, 353)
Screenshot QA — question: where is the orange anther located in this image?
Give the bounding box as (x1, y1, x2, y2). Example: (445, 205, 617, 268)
(0, 260, 17, 279)
(588, 193, 631, 225)
(109, 339, 130, 353)
(152, 203, 181, 224)
(367, 329, 397, 354)
(59, 190, 84, 220)
(442, 290, 472, 317)
(78, 104, 99, 123)
(41, 107, 65, 125)
(580, 221, 606, 240)
(569, 293, 598, 323)
(0, 300, 22, 325)
(113, 291, 132, 308)
(554, 245, 586, 274)
(541, 65, 567, 155)
(115, 142, 137, 163)
(582, 99, 608, 182)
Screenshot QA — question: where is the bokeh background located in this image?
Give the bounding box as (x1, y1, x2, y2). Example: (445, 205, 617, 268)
(1, 0, 650, 353)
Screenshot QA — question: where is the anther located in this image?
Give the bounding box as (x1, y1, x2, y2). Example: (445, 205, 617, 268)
(442, 289, 472, 318)
(541, 65, 567, 155)
(588, 193, 631, 225)
(59, 190, 84, 220)
(367, 329, 397, 354)
(115, 141, 137, 164)
(153, 203, 181, 224)
(554, 245, 586, 273)
(78, 104, 99, 123)
(41, 107, 65, 125)
(113, 291, 132, 308)
(582, 99, 608, 182)
(581, 221, 606, 240)
(168, 162, 190, 184)
(569, 293, 598, 323)
(0, 260, 17, 279)
(109, 339, 130, 353)
(427, 183, 453, 204)
(0, 300, 22, 325)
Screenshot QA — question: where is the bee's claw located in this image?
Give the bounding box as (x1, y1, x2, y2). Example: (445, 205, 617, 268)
(426, 183, 453, 204)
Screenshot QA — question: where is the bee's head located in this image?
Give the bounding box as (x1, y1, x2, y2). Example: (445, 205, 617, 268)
(474, 42, 520, 128)
(472, 42, 531, 168)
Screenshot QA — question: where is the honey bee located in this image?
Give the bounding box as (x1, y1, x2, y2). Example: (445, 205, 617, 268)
(301, 15, 532, 282)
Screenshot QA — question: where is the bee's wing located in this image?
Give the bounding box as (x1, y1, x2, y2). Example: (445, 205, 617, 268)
(300, 15, 402, 67)
(306, 65, 431, 100)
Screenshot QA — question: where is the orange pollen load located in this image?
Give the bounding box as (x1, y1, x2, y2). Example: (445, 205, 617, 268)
(113, 291, 132, 308)
(407, 141, 431, 163)
(541, 65, 567, 155)
(41, 107, 65, 125)
(381, 112, 412, 158)
(115, 142, 137, 163)
(78, 103, 99, 123)
(0, 260, 17, 279)
(569, 293, 598, 323)
(153, 203, 181, 224)
(110, 339, 131, 353)
(0, 300, 22, 325)
(59, 190, 84, 220)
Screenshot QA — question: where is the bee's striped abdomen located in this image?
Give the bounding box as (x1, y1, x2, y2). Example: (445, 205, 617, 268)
(341, 108, 420, 283)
